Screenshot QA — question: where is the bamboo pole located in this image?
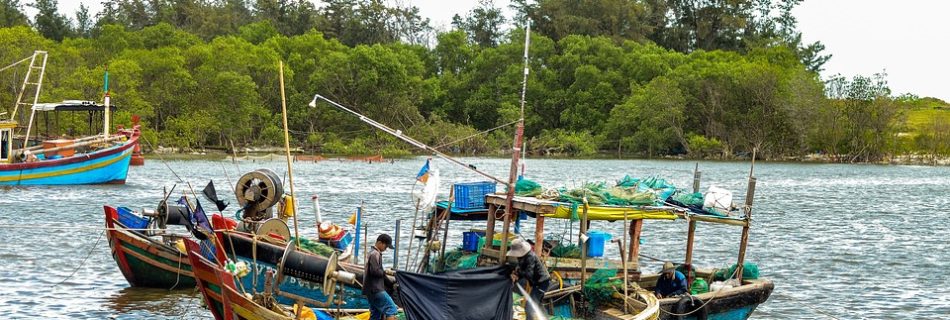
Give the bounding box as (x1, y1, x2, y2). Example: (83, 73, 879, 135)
(19, 134, 126, 157)
(736, 177, 756, 282)
(580, 197, 589, 290)
(629, 219, 643, 270)
(403, 199, 421, 271)
(278, 60, 300, 247)
(534, 215, 544, 255)
(622, 211, 629, 314)
(438, 189, 455, 270)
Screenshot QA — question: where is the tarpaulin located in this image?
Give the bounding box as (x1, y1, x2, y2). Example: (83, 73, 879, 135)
(396, 266, 513, 320)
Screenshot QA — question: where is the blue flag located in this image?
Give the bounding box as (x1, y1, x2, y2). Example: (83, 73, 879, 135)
(416, 159, 430, 183)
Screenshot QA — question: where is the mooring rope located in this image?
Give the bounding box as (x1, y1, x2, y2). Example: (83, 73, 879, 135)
(53, 230, 104, 288)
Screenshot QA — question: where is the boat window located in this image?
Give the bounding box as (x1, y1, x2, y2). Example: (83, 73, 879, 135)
(0, 129, 9, 161)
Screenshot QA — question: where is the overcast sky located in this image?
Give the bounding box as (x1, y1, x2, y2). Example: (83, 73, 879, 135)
(48, 0, 949, 101)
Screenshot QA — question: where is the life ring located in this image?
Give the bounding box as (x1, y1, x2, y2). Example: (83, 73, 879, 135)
(673, 295, 708, 320)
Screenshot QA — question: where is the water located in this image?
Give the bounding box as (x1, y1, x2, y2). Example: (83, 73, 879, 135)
(1, 157, 948, 319)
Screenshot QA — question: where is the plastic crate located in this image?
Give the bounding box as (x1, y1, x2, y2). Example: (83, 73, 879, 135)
(462, 231, 485, 251)
(453, 181, 496, 209)
(117, 207, 149, 230)
(586, 231, 612, 257)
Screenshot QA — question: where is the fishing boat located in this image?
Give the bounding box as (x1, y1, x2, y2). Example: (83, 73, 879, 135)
(104, 204, 196, 289)
(0, 51, 140, 185)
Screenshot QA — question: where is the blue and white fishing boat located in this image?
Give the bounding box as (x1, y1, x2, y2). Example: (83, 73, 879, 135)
(0, 51, 140, 185)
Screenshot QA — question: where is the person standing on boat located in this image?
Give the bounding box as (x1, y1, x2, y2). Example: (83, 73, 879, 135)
(654, 261, 688, 298)
(364, 234, 397, 320)
(508, 238, 551, 320)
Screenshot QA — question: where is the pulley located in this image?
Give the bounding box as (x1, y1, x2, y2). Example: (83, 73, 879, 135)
(235, 168, 284, 220)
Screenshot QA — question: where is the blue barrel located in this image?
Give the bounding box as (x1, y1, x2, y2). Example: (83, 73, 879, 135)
(586, 231, 611, 257)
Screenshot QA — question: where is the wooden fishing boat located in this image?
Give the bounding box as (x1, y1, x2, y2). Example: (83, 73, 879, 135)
(104, 205, 195, 289)
(473, 170, 774, 320)
(213, 225, 374, 310)
(0, 51, 140, 185)
(185, 238, 297, 320)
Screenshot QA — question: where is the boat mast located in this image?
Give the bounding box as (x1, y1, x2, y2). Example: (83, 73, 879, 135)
(499, 22, 531, 258)
(103, 66, 110, 137)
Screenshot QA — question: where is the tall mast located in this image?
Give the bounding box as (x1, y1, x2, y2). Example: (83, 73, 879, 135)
(500, 22, 531, 258)
(103, 66, 110, 137)
(518, 23, 531, 177)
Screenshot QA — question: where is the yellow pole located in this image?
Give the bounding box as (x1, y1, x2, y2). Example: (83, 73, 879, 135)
(279, 60, 300, 246)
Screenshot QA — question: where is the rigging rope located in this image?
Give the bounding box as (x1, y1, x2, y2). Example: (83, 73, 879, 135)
(433, 119, 520, 151)
(53, 230, 104, 288)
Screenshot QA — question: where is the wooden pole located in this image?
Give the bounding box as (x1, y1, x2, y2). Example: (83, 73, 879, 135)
(580, 197, 589, 289)
(629, 219, 643, 270)
(534, 215, 544, 255)
(403, 199, 421, 271)
(736, 177, 756, 282)
(483, 203, 497, 256)
(685, 219, 696, 289)
(500, 200, 513, 260)
(622, 211, 628, 314)
(278, 60, 300, 247)
(394, 219, 401, 269)
(439, 189, 455, 270)
(693, 163, 701, 193)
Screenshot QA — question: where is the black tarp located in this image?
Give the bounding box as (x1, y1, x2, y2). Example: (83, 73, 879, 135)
(396, 266, 513, 320)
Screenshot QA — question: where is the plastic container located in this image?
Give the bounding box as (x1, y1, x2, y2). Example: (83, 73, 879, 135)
(703, 186, 733, 211)
(462, 231, 484, 251)
(585, 231, 611, 257)
(453, 181, 497, 209)
(117, 207, 149, 230)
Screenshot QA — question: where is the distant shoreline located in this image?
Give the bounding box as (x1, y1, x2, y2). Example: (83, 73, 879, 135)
(145, 149, 950, 166)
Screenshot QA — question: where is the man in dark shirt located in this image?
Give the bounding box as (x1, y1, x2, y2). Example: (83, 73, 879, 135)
(508, 239, 550, 320)
(364, 234, 397, 320)
(654, 261, 688, 298)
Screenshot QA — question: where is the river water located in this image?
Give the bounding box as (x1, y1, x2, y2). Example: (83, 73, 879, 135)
(0, 157, 947, 319)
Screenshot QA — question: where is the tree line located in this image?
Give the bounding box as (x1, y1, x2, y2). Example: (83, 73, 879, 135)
(0, 0, 947, 162)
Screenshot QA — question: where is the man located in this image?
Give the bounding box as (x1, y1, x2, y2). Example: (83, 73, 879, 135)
(364, 234, 397, 320)
(654, 261, 688, 298)
(507, 239, 550, 320)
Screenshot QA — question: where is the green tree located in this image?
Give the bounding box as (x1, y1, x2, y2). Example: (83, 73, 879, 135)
(452, 0, 506, 47)
(0, 0, 28, 27)
(31, 0, 72, 41)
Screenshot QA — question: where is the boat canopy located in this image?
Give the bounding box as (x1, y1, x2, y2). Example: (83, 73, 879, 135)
(32, 100, 117, 112)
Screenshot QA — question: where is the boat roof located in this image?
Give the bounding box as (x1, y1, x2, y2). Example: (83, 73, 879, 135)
(32, 100, 117, 112)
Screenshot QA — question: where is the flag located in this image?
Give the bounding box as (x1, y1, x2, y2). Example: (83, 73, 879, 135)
(177, 196, 211, 240)
(416, 159, 431, 183)
(202, 180, 229, 211)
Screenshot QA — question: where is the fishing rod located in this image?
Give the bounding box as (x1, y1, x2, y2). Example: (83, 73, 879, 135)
(308, 95, 507, 185)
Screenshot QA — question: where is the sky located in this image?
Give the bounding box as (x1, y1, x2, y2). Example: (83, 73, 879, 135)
(46, 0, 949, 101)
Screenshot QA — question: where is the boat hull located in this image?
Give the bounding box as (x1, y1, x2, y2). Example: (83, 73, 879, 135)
(657, 279, 774, 320)
(0, 136, 136, 185)
(185, 239, 294, 320)
(104, 205, 196, 289)
(218, 231, 372, 309)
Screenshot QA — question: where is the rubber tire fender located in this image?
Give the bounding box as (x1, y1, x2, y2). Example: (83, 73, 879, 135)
(673, 295, 708, 320)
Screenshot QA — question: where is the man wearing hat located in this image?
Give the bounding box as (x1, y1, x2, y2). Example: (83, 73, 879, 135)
(508, 238, 550, 320)
(654, 261, 688, 298)
(364, 234, 397, 320)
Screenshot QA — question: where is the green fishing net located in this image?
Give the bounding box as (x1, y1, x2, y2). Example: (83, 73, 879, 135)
(713, 262, 760, 281)
(550, 243, 581, 258)
(290, 237, 336, 257)
(582, 269, 621, 311)
(515, 179, 543, 197)
(690, 278, 709, 295)
(671, 190, 704, 206)
(428, 248, 479, 273)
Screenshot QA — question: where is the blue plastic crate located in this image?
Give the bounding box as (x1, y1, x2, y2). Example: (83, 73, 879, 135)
(117, 207, 149, 230)
(586, 231, 612, 257)
(462, 231, 484, 251)
(453, 181, 496, 209)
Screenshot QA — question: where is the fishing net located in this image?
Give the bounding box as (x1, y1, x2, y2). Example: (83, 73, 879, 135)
(291, 237, 336, 257)
(428, 248, 479, 273)
(713, 262, 759, 281)
(515, 179, 543, 197)
(550, 243, 581, 258)
(690, 278, 709, 295)
(582, 269, 621, 311)
(671, 190, 704, 206)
